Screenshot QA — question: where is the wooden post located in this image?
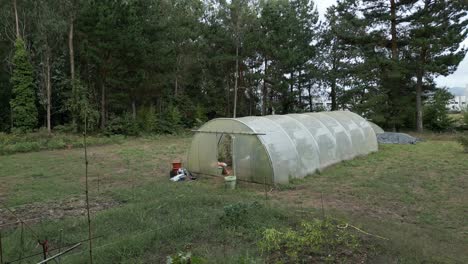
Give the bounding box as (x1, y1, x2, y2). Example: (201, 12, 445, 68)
(40, 240, 48, 263)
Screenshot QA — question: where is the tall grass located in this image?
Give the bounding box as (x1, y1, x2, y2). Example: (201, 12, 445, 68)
(0, 130, 124, 155)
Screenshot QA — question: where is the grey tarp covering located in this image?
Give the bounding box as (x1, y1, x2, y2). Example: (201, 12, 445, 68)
(187, 111, 378, 184)
(377, 132, 420, 144)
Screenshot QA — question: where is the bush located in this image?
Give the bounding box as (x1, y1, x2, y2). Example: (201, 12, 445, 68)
(424, 89, 455, 132)
(463, 111, 468, 128)
(259, 218, 364, 263)
(457, 134, 468, 153)
(220, 202, 261, 228)
(105, 112, 139, 136)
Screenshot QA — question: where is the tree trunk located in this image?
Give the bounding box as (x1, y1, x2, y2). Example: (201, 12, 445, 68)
(100, 82, 106, 130)
(13, 0, 20, 38)
(132, 100, 136, 120)
(416, 73, 423, 132)
(174, 75, 178, 96)
(416, 48, 426, 133)
(297, 71, 302, 111)
(390, 0, 398, 132)
(69, 15, 76, 128)
(390, 0, 398, 61)
(308, 85, 313, 111)
(233, 44, 239, 118)
(262, 58, 268, 116)
(46, 50, 52, 134)
(331, 48, 338, 111)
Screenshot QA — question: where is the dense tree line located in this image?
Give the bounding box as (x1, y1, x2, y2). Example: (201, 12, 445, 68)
(0, 0, 466, 134)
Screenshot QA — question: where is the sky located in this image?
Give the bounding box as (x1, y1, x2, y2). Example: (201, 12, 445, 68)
(314, 0, 468, 89)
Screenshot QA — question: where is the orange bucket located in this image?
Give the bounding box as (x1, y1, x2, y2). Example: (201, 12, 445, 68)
(172, 161, 182, 172)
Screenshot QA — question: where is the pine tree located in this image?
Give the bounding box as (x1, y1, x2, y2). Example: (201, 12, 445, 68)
(408, 0, 468, 132)
(10, 38, 38, 132)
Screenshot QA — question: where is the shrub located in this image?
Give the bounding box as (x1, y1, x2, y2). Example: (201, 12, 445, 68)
(166, 251, 206, 264)
(457, 134, 468, 153)
(220, 202, 261, 228)
(105, 112, 139, 136)
(0, 131, 124, 155)
(463, 111, 468, 128)
(53, 124, 76, 133)
(259, 218, 363, 263)
(424, 89, 455, 132)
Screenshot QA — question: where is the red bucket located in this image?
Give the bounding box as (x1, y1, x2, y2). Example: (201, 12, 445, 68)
(172, 161, 182, 172)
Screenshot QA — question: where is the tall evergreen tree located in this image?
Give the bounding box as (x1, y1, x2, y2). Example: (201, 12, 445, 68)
(10, 38, 38, 132)
(408, 0, 468, 132)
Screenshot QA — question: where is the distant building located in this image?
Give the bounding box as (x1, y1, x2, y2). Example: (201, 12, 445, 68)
(311, 97, 333, 111)
(447, 85, 468, 111)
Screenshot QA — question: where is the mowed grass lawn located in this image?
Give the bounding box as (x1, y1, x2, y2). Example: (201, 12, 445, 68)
(0, 134, 467, 263)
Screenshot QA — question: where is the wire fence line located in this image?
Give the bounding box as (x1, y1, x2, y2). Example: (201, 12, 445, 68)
(0, 189, 269, 263)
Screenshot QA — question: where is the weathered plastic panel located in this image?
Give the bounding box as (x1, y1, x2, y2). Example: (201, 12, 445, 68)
(187, 111, 378, 184)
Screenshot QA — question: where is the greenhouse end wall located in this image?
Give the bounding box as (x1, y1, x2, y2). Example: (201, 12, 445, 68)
(187, 111, 378, 184)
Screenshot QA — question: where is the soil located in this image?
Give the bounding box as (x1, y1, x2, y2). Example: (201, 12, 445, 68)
(269, 186, 404, 221)
(0, 196, 120, 228)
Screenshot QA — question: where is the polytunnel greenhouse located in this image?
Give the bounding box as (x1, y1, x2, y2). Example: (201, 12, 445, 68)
(187, 111, 378, 184)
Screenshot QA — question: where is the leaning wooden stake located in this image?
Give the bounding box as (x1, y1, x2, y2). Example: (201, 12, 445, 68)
(83, 113, 93, 264)
(37, 243, 82, 264)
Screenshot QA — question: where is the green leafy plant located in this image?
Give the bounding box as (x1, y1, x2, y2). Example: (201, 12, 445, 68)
(259, 218, 363, 263)
(10, 38, 38, 132)
(105, 112, 139, 136)
(220, 202, 261, 228)
(457, 134, 468, 153)
(166, 251, 206, 264)
(463, 110, 468, 128)
(424, 89, 455, 132)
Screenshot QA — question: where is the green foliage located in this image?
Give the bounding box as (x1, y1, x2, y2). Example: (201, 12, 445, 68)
(220, 202, 261, 228)
(457, 134, 468, 153)
(259, 218, 362, 263)
(194, 104, 207, 127)
(1, 0, 467, 134)
(167, 251, 206, 264)
(105, 112, 139, 136)
(463, 110, 468, 127)
(423, 89, 455, 132)
(0, 131, 123, 155)
(10, 38, 38, 132)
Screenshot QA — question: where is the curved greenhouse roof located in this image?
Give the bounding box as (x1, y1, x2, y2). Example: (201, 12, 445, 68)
(187, 111, 378, 184)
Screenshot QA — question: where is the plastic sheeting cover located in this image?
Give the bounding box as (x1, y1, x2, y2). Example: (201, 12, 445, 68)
(187, 111, 378, 184)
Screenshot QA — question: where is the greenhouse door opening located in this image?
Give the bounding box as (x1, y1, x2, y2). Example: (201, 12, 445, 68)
(217, 134, 233, 176)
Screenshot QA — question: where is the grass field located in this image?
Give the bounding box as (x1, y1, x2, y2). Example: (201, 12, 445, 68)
(0, 134, 467, 263)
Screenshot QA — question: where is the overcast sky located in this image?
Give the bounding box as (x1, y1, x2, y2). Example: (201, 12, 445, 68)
(314, 0, 468, 89)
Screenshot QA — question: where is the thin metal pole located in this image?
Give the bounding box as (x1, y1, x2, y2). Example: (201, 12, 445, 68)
(0, 231, 3, 264)
(19, 223, 24, 264)
(57, 229, 63, 264)
(231, 135, 236, 178)
(83, 113, 93, 264)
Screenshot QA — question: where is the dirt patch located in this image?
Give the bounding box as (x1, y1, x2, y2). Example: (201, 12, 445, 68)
(0, 196, 119, 228)
(269, 188, 404, 221)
